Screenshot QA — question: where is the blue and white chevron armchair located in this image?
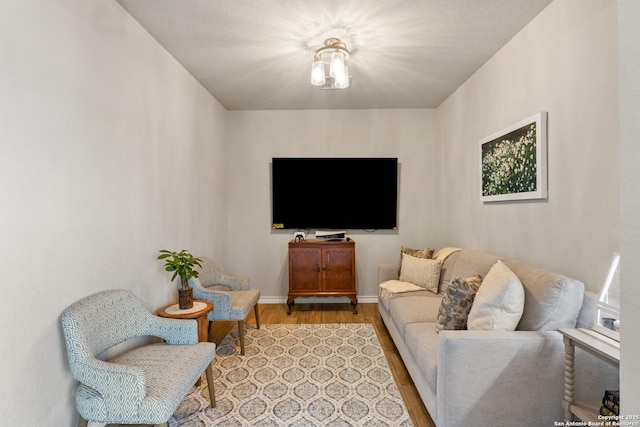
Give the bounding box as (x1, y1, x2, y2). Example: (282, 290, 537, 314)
(61, 290, 216, 427)
(189, 257, 260, 355)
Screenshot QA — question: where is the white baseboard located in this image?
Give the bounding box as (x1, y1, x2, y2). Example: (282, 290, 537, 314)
(258, 295, 378, 304)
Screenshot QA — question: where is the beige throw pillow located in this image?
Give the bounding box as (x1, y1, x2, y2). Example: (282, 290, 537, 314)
(467, 260, 525, 331)
(399, 254, 442, 294)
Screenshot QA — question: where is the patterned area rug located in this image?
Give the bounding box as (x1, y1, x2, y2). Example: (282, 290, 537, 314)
(170, 323, 413, 426)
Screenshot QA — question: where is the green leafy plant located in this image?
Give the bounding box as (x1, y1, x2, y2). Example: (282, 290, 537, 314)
(157, 249, 202, 290)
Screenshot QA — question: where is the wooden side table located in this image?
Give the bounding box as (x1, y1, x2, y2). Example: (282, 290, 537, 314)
(157, 300, 213, 343)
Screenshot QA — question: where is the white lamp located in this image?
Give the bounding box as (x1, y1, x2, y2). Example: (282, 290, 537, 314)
(334, 64, 349, 89)
(329, 51, 345, 78)
(311, 38, 351, 89)
(310, 60, 326, 85)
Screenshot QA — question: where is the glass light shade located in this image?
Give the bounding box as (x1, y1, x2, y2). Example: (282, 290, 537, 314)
(310, 61, 326, 86)
(329, 51, 345, 78)
(334, 64, 349, 89)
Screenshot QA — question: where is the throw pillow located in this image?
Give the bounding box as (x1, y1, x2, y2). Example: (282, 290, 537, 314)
(400, 245, 434, 260)
(436, 274, 484, 332)
(399, 254, 442, 294)
(467, 260, 525, 331)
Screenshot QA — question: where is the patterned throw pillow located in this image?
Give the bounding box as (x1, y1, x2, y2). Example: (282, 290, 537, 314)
(400, 245, 434, 260)
(436, 274, 484, 332)
(399, 254, 442, 294)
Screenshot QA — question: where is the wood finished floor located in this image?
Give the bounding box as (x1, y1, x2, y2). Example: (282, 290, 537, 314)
(210, 303, 435, 427)
(110, 303, 435, 427)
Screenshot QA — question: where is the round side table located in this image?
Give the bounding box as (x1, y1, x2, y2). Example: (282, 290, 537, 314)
(157, 300, 213, 343)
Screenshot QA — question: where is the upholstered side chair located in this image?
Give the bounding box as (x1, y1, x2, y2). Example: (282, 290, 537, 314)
(189, 257, 260, 355)
(61, 290, 216, 427)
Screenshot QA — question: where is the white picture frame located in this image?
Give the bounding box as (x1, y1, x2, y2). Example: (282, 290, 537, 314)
(480, 112, 548, 202)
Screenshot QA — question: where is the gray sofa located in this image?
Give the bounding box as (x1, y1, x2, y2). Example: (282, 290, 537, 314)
(378, 248, 619, 427)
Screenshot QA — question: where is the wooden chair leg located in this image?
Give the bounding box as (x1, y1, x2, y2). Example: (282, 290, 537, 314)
(77, 416, 88, 427)
(254, 304, 260, 329)
(238, 320, 245, 355)
(205, 364, 216, 407)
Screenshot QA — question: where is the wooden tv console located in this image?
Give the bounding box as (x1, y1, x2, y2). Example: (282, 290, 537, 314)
(287, 239, 357, 315)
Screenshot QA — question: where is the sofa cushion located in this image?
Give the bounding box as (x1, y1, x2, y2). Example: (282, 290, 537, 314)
(379, 287, 438, 312)
(443, 249, 500, 293)
(433, 248, 460, 292)
(405, 322, 439, 395)
(436, 274, 484, 331)
(399, 255, 442, 294)
(389, 295, 443, 339)
(503, 259, 584, 331)
(467, 260, 524, 331)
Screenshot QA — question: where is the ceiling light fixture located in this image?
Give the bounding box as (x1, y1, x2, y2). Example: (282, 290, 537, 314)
(311, 38, 351, 89)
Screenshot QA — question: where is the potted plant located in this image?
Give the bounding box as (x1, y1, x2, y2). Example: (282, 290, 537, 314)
(157, 249, 202, 309)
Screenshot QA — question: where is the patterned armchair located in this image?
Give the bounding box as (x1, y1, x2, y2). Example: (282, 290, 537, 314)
(189, 257, 260, 355)
(61, 290, 216, 427)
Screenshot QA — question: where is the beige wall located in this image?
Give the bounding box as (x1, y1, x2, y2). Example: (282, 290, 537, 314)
(619, 0, 640, 415)
(0, 2, 228, 425)
(226, 109, 439, 300)
(436, 0, 619, 292)
(226, 0, 620, 298)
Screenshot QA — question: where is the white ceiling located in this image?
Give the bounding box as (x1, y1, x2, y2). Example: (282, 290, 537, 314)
(116, 0, 553, 111)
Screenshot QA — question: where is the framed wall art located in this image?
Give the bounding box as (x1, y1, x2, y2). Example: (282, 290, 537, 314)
(479, 112, 548, 202)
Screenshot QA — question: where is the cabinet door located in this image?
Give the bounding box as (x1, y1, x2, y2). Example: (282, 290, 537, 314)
(289, 247, 322, 292)
(322, 247, 354, 292)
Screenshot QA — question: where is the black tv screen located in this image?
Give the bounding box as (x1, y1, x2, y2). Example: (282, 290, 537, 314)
(272, 157, 398, 230)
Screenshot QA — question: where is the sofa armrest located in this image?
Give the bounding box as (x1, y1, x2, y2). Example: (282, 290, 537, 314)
(378, 263, 400, 284)
(437, 330, 618, 427)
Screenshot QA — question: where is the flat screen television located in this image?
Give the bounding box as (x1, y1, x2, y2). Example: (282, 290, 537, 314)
(272, 157, 398, 230)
